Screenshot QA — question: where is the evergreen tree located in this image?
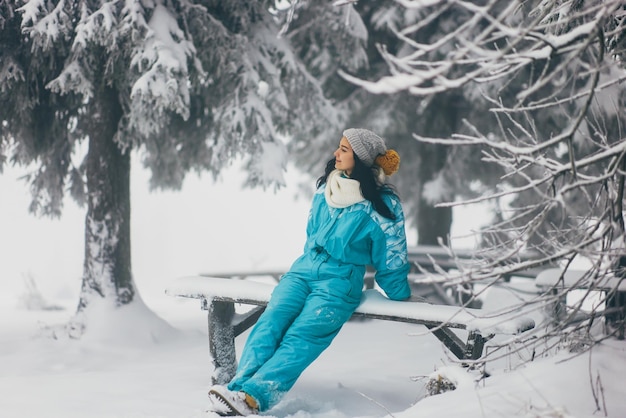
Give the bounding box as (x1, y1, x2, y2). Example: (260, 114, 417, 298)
(0, 0, 338, 328)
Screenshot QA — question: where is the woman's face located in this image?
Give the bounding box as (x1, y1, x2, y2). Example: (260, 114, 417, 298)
(334, 136, 356, 175)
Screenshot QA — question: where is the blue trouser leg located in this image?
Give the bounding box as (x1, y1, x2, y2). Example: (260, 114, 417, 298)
(228, 273, 310, 391)
(229, 255, 363, 411)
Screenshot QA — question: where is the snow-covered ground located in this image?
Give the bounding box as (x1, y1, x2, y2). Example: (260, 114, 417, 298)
(2, 162, 626, 417)
(1, 278, 626, 418)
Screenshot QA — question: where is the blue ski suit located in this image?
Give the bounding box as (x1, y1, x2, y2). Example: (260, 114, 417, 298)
(227, 184, 411, 411)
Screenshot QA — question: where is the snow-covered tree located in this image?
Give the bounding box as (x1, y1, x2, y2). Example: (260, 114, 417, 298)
(346, 0, 626, 340)
(0, 0, 339, 329)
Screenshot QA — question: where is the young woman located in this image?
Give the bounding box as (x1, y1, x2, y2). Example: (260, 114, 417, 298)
(208, 128, 411, 416)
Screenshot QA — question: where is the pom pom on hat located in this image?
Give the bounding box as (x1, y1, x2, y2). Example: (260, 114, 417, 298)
(376, 149, 400, 176)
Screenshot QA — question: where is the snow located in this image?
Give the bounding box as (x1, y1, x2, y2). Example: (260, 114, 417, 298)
(128, 4, 195, 129)
(46, 60, 94, 98)
(2, 163, 626, 417)
(3, 275, 625, 417)
(394, 0, 444, 10)
(339, 70, 432, 95)
(166, 276, 276, 303)
(17, 0, 48, 27)
(249, 138, 288, 188)
(535, 268, 626, 291)
(166, 276, 535, 335)
(422, 172, 453, 204)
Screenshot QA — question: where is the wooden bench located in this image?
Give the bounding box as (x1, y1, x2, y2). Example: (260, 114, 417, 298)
(197, 269, 461, 306)
(535, 268, 626, 338)
(166, 276, 536, 384)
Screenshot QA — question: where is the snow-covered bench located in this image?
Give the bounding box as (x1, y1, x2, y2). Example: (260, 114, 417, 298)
(166, 276, 536, 384)
(535, 268, 626, 337)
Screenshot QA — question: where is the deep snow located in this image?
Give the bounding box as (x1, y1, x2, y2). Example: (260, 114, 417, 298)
(1, 277, 626, 418)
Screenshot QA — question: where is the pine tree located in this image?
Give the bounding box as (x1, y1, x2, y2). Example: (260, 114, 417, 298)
(0, 0, 338, 328)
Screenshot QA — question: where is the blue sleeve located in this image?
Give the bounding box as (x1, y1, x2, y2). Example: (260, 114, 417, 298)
(371, 195, 411, 301)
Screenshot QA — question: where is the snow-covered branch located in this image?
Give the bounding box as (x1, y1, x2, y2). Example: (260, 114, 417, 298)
(344, 1, 622, 98)
(359, 0, 626, 352)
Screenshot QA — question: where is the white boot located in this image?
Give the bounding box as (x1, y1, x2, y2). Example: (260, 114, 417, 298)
(208, 385, 259, 416)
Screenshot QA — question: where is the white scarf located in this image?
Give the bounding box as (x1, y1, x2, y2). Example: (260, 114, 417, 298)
(324, 170, 365, 208)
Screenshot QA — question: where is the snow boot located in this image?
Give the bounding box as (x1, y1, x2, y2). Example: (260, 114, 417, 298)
(208, 385, 259, 416)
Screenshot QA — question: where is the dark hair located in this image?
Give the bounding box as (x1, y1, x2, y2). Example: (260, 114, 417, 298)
(317, 156, 397, 220)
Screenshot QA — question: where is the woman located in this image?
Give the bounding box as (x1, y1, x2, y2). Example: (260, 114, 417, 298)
(208, 128, 411, 416)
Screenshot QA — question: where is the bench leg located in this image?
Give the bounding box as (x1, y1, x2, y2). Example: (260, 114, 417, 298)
(206, 300, 237, 385)
(465, 332, 487, 360)
(605, 291, 625, 340)
(426, 326, 489, 362)
(427, 325, 466, 360)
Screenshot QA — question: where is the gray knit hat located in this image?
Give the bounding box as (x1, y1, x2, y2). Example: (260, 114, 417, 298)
(343, 128, 386, 167)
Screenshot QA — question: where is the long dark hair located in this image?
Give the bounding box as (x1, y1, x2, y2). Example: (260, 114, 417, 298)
(317, 156, 397, 220)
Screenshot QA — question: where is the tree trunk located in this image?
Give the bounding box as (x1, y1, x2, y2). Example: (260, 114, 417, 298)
(413, 90, 462, 247)
(77, 84, 134, 312)
(417, 198, 452, 246)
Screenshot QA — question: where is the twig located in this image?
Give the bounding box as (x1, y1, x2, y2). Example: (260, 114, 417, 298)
(337, 382, 396, 417)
